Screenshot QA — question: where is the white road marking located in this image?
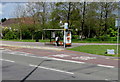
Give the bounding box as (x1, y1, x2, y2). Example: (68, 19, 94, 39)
(29, 64, 74, 75)
(4, 51, 85, 64)
(72, 56, 96, 60)
(52, 54, 70, 58)
(0, 48, 5, 50)
(3, 50, 116, 68)
(97, 64, 115, 68)
(9, 52, 18, 54)
(106, 57, 110, 59)
(0, 59, 15, 63)
(105, 79, 109, 80)
(42, 57, 85, 64)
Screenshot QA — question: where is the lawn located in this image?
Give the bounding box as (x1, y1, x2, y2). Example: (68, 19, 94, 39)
(67, 45, 119, 57)
(1, 39, 117, 43)
(1, 39, 50, 42)
(72, 39, 117, 43)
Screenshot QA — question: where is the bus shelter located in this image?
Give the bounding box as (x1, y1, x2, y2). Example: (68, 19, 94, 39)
(43, 29, 72, 47)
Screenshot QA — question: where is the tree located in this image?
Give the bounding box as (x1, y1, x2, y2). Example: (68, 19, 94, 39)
(97, 2, 118, 36)
(81, 2, 86, 40)
(25, 3, 38, 40)
(26, 2, 49, 40)
(13, 4, 28, 40)
(10, 2, 118, 41)
(84, 2, 98, 38)
(55, 2, 76, 28)
(1, 18, 7, 23)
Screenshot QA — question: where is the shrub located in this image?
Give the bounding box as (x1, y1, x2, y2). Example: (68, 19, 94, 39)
(98, 35, 111, 41)
(85, 38, 99, 41)
(4, 31, 17, 40)
(72, 35, 78, 39)
(109, 37, 117, 41)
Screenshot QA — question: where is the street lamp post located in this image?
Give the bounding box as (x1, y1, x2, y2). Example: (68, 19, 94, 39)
(115, 18, 120, 55)
(117, 27, 119, 55)
(115, 1, 120, 55)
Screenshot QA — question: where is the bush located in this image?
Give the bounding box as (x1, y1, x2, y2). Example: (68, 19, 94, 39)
(85, 38, 99, 41)
(109, 37, 117, 41)
(97, 35, 117, 41)
(72, 35, 78, 39)
(98, 35, 111, 41)
(4, 31, 17, 40)
(84, 36, 117, 41)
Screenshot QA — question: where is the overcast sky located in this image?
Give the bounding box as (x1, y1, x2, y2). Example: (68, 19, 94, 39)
(0, 2, 119, 20)
(0, 2, 26, 20)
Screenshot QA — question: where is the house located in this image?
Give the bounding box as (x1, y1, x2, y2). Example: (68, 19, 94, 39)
(2, 17, 38, 27)
(1, 17, 39, 39)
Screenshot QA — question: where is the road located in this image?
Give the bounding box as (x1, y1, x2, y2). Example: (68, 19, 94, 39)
(1, 49, 119, 81)
(0, 41, 119, 81)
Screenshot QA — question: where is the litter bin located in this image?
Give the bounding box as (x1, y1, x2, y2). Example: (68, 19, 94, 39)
(35, 39, 39, 42)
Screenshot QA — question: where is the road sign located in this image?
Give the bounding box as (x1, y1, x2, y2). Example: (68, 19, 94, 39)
(64, 23, 68, 29)
(107, 49, 115, 54)
(115, 18, 120, 27)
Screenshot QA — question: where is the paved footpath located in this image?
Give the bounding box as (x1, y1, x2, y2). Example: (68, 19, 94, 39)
(0, 41, 119, 68)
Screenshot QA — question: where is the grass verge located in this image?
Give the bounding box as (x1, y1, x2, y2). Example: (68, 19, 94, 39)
(1, 39, 117, 43)
(67, 45, 120, 57)
(1, 39, 50, 42)
(72, 39, 117, 43)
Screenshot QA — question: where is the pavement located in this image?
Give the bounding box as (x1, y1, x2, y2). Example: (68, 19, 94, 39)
(1, 41, 64, 51)
(1, 40, 118, 50)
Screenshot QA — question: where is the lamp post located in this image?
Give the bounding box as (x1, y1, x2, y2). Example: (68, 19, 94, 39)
(115, 1, 120, 55)
(117, 23, 119, 55)
(115, 18, 120, 55)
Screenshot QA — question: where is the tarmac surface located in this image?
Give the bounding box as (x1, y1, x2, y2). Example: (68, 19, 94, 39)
(1, 49, 119, 81)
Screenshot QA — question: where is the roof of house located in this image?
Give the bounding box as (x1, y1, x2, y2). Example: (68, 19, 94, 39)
(2, 17, 38, 27)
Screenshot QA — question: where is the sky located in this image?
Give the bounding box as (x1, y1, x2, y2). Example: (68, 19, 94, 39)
(0, 1, 119, 20)
(0, 2, 26, 20)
